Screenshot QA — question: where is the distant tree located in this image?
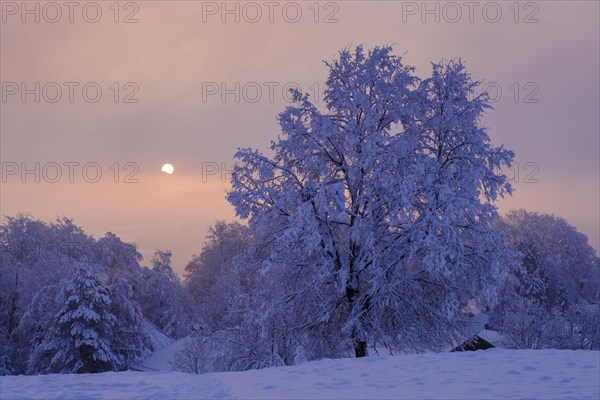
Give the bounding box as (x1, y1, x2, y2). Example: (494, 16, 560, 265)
(228, 46, 514, 358)
(179, 220, 297, 373)
(184, 221, 252, 330)
(142, 250, 195, 339)
(494, 210, 600, 349)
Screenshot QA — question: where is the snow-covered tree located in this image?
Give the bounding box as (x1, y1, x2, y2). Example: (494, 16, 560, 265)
(172, 333, 205, 374)
(142, 250, 195, 339)
(178, 220, 294, 372)
(1, 215, 97, 374)
(20, 284, 65, 374)
(494, 210, 600, 349)
(32, 261, 119, 374)
(227, 46, 514, 358)
(565, 302, 600, 350)
(184, 221, 252, 330)
(497, 210, 599, 309)
(96, 233, 154, 368)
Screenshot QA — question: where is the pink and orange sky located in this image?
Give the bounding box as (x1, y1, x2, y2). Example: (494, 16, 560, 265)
(2, 1, 599, 274)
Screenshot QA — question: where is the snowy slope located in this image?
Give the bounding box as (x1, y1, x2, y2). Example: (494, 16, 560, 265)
(136, 337, 186, 372)
(130, 319, 178, 371)
(143, 318, 174, 350)
(1, 349, 598, 399)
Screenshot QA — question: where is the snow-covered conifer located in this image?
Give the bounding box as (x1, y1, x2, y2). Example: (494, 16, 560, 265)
(37, 261, 118, 373)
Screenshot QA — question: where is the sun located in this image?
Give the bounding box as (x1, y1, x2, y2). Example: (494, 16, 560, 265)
(161, 163, 174, 174)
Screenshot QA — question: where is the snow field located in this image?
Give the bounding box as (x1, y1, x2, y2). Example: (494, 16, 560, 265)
(1, 349, 598, 400)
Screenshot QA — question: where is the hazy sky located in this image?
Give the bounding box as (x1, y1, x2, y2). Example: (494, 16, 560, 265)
(2, 1, 599, 274)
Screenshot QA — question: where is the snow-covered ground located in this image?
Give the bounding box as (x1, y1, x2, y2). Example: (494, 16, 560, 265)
(1, 349, 598, 399)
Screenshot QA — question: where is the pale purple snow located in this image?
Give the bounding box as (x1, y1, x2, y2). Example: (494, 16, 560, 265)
(1, 349, 598, 399)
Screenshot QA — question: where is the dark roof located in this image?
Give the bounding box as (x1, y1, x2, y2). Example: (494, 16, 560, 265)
(451, 335, 495, 352)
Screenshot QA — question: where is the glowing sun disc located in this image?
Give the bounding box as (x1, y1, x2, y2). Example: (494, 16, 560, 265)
(161, 163, 174, 174)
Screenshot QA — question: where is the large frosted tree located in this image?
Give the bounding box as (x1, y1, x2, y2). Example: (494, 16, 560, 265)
(228, 46, 514, 358)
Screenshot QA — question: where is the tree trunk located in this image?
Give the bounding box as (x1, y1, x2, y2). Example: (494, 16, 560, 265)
(347, 236, 368, 358)
(354, 335, 367, 358)
(347, 271, 367, 358)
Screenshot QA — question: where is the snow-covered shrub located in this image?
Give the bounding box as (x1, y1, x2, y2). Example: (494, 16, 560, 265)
(565, 302, 600, 350)
(173, 327, 285, 375)
(172, 333, 206, 374)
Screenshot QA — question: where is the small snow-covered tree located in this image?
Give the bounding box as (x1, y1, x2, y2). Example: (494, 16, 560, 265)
(172, 333, 205, 374)
(228, 46, 514, 358)
(566, 302, 600, 350)
(34, 261, 119, 374)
